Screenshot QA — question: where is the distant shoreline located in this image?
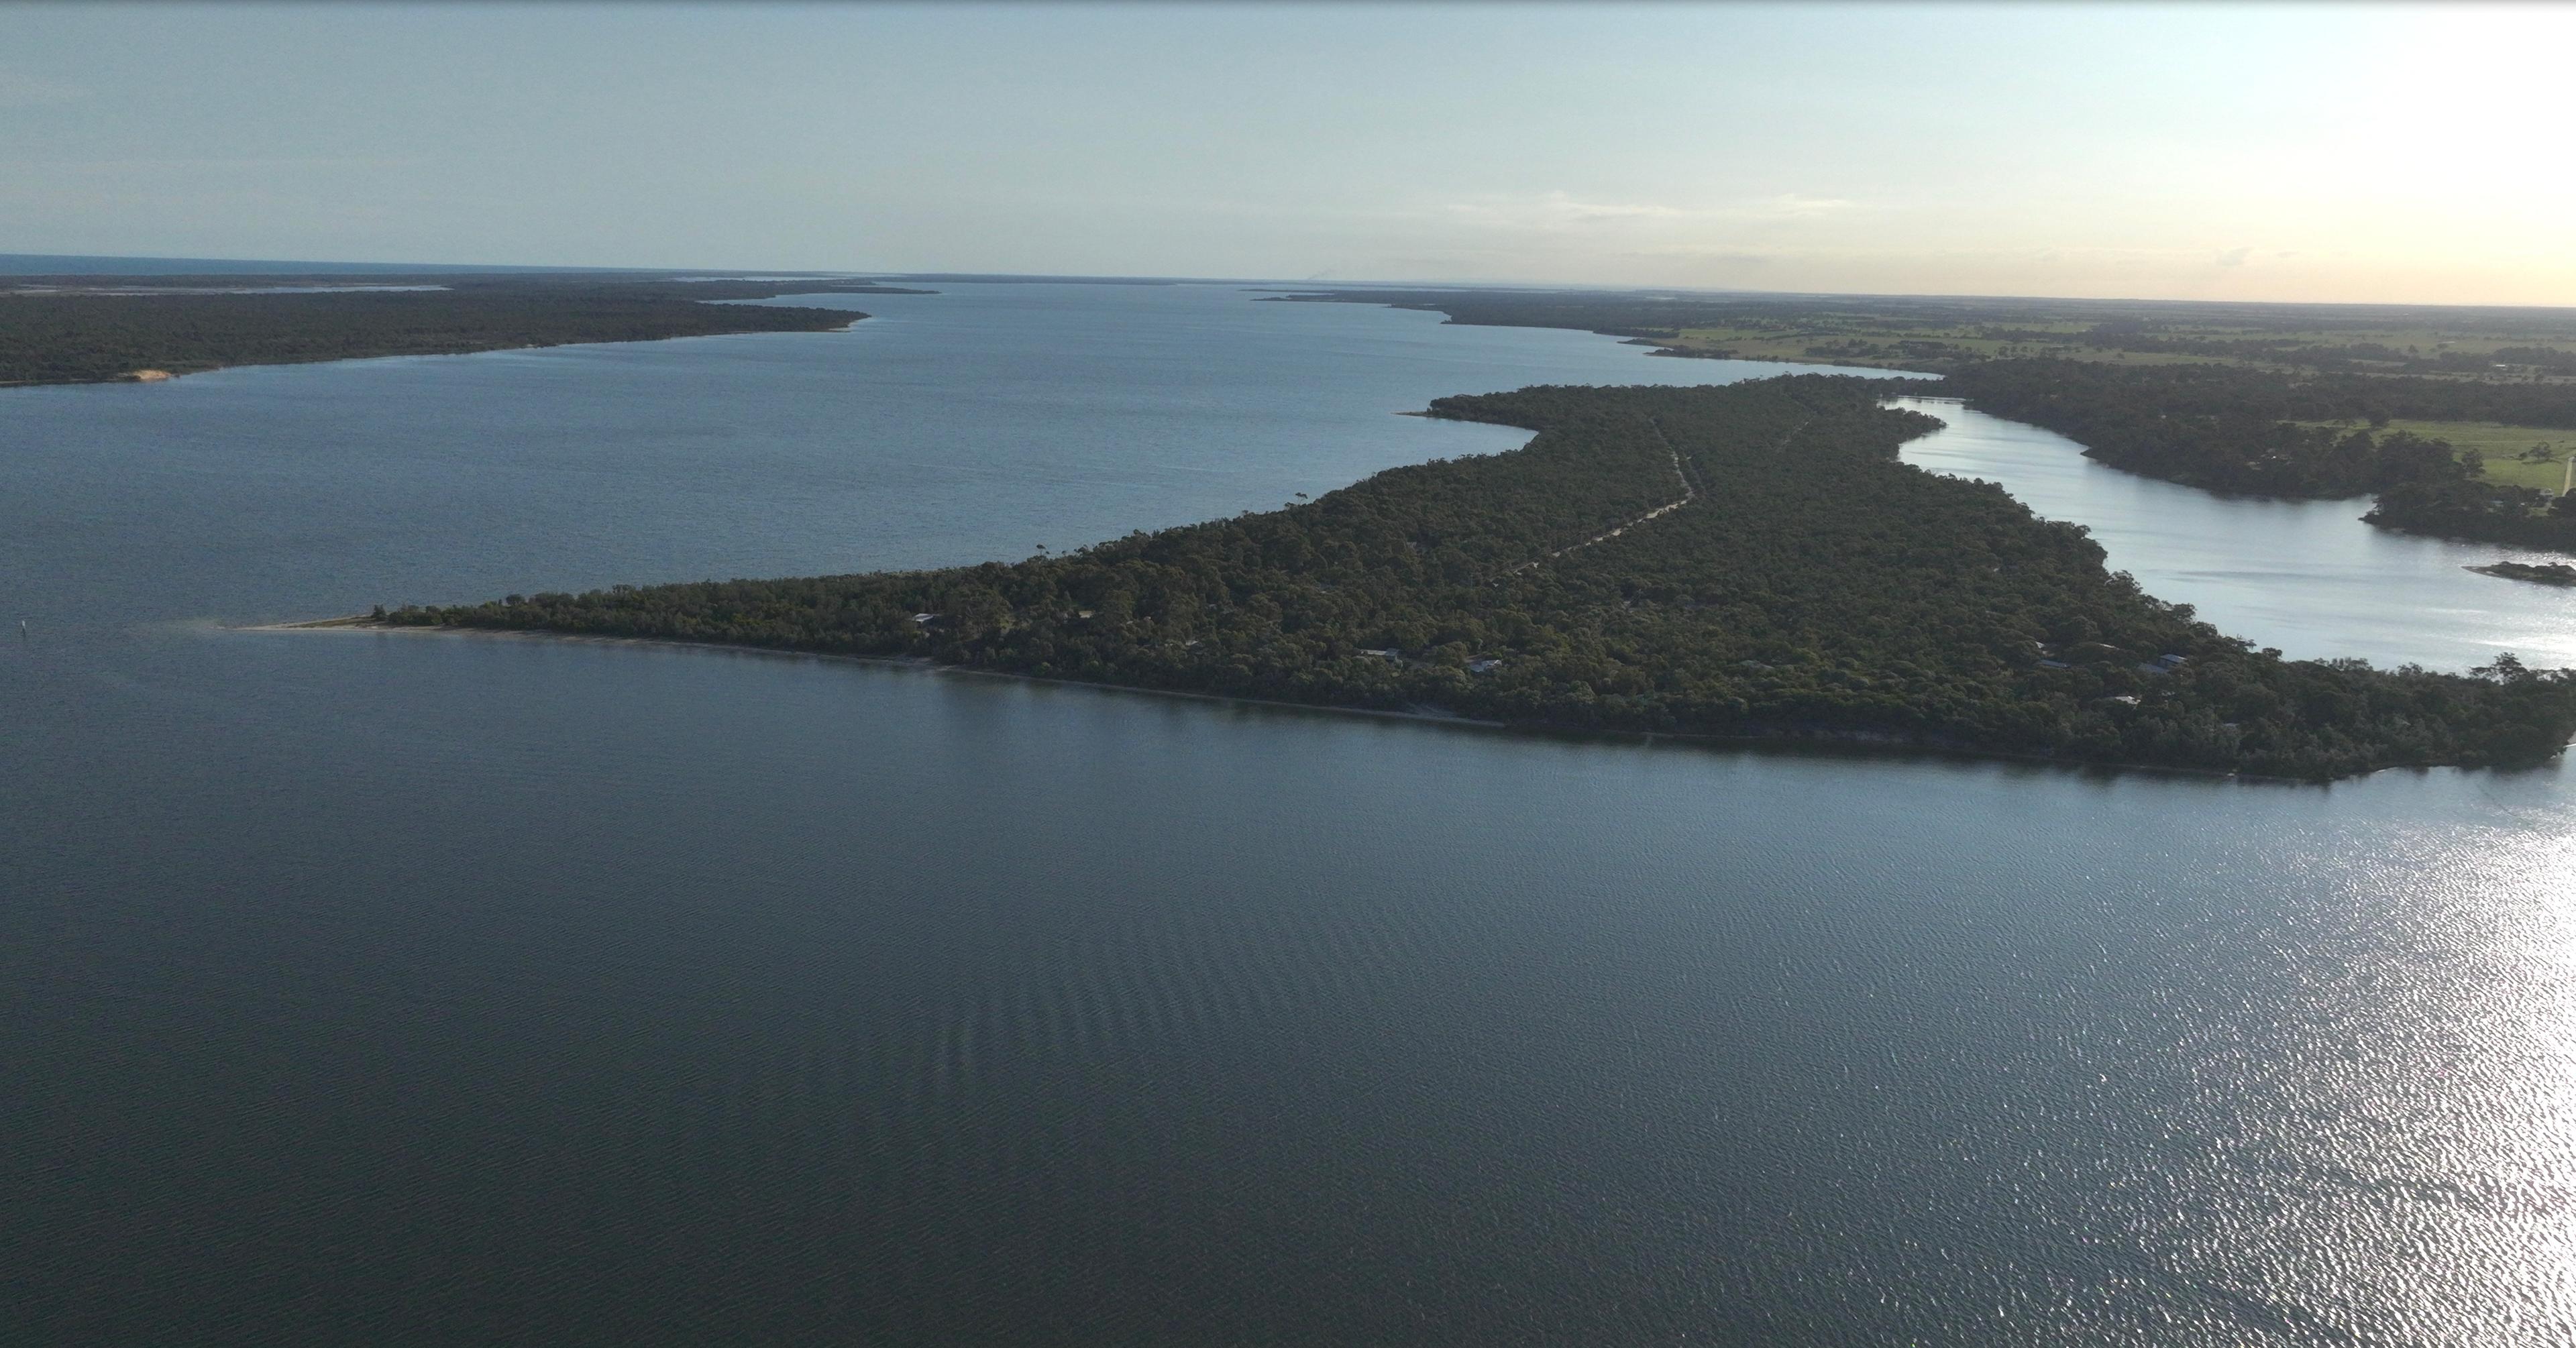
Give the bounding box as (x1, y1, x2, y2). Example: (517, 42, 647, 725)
(0, 275, 916, 388)
(239, 618, 2324, 785)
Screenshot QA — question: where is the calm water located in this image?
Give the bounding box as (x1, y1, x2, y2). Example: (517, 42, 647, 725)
(6, 285, 2574, 1345)
(1894, 396, 2576, 672)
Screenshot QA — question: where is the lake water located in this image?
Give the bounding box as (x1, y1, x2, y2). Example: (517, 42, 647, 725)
(1893, 396, 2576, 673)
(6, 284, 2573, 1345)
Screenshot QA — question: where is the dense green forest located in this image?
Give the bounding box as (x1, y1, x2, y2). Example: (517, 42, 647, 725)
(376, 376, 2576, 780)
(0, 274, 924, 385)
(1939, 359, 2576, 550)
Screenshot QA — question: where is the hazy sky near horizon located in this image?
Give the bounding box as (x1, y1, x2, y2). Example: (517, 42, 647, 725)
(7, 2, 2572, 304)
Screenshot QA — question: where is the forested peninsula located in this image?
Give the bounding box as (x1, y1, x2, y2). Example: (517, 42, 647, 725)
(1281, 288, 2576, 555)
(374, 376, 2576, 781)
(0, 274, 925, 386)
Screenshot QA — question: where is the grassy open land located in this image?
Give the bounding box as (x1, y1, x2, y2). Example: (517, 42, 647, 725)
(0, 273, 929, 387)
(2296, 419, 2576, 493)
(374, 374, 2576, 781)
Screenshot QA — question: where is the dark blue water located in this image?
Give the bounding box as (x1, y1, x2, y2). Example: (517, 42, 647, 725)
(7, 285, 2573, 1344)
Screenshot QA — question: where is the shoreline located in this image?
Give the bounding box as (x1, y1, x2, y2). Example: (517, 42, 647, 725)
(0, 273, 890, 389)
(237, 618, 2354, 786)
(0, 318, 864, 390)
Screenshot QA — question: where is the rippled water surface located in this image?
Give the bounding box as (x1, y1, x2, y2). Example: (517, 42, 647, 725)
(7, 286, 2574, 1345)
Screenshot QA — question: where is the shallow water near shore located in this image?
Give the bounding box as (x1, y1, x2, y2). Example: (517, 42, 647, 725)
(7, 284, 2575, 1344)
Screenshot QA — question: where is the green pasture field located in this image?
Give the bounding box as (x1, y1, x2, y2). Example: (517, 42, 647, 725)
(2302, 418, 2576, 493)
(1656, 325, 2225, 370)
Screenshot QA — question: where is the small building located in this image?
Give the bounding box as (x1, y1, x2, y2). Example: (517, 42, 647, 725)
(1466, 657, 1505, 675)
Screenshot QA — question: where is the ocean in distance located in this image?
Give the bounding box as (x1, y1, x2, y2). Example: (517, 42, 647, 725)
(5, 283, 2573, 1345)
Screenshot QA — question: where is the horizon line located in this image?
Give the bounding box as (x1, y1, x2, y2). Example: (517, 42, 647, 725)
(9, 250, 2576, 315)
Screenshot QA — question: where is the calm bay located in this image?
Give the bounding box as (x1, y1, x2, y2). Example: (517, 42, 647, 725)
(6, 284, 2571, 1344)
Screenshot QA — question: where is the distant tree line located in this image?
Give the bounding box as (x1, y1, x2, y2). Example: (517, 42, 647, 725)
(0, 275, 921, 386)
(1273, 288, 2576, 379)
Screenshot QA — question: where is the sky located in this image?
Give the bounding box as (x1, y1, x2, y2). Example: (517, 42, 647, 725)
(7, 1, 2573, 304)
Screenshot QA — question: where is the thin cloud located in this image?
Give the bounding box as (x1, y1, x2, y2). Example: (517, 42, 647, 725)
(1443, 192, 1678, 231)
(1442, 191, 1862, 233)
(1627, 246, 1775, 267)
(1741, 194, 1856, 219)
